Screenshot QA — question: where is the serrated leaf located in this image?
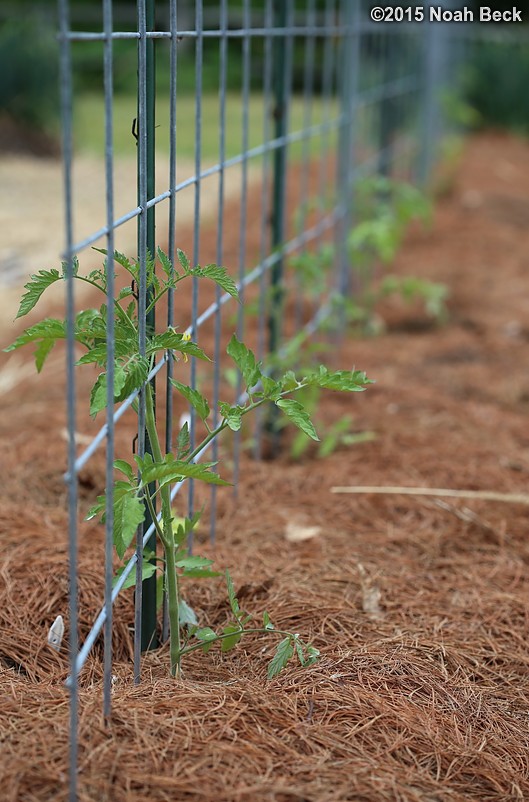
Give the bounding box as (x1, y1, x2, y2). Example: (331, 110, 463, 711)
(177, 248, 191, 273)
(195, 627, 216, 642)
(89, 483, 145, 560)
(259, 375, 282, 401)
(227, 334, 262, 390)
(89, 365, 127, 417)
(34, 338, 56, 372)
(294, 638, 306, 666)
(114, 459, 135, 482)
(172, 510, 201, 547)
(15, 269, 62, 319)
(189, 263, 239, 302)
(221, 624, 242, 652)
(176, 422, 191, 459)
(305, 645, 321, 666)
(305, 366, 373, 392)
(179, 598, 198, 627)
(219, 402, 244, 432)
(112, 489, 145, 560)
(175, 555, 214, 569)
(181, 568, 221, 578)
(280, 370, 299, 392)
(157, 247, 177, 280)
(138, 455, 230, 488)
(267, 636, 294, 679)
(263, 611, 274, 631)
(150, 331, 210, 362)
(225, 570, 241, 619)
(276, 398, 319, 441)
(113, 558, 156, 590)
(170, 380, 210, 422)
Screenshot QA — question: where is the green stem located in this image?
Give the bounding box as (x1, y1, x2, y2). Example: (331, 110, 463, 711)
(179, 627, 298, 658)
(75, 276, 137, 332)
(185, 397, 267, 464)
(144, 382, 181, 676)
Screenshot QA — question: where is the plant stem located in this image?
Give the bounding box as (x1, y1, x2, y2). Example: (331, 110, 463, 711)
(144, 382, 181, 676)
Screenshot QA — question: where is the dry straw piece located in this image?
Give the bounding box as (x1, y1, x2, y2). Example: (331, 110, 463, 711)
(331, 485, 529, 505)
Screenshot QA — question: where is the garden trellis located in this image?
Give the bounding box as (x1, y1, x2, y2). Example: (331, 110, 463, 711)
(51, 1, 453, 799)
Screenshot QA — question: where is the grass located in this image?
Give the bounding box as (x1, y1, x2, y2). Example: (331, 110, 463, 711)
(73, 92, 338, 163)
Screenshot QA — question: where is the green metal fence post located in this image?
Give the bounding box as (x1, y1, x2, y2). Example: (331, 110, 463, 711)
(138, 0, 158, 652)
(266, 0, 289, 450)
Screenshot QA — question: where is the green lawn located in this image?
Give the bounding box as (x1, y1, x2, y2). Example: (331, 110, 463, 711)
(74, 92, 338, 163)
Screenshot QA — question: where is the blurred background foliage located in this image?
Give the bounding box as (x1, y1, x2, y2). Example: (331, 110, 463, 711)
(1, 0, 529, 154)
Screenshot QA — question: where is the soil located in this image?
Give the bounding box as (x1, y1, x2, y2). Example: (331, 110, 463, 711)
(1, 131, 529, 802)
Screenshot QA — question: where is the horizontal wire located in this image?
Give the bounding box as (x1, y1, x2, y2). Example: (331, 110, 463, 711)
(65, 75, 418, 258)
(67, 132, 414, 479)
(59, 19, 448, 43)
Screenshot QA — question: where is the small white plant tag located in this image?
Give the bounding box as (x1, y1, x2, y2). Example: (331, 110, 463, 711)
(47, 615, 65, 652)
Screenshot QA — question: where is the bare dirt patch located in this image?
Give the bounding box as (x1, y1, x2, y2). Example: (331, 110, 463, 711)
(1, 132, 529, 801)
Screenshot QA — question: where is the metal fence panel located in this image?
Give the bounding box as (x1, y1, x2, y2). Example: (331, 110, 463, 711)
(53, 2, 459, 798)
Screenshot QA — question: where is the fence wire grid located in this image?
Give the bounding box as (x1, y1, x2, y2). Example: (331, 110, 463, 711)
(55, 1, 458, 798)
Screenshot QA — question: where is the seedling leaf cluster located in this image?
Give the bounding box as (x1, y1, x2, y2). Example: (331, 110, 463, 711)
(5, 248, 372, 678)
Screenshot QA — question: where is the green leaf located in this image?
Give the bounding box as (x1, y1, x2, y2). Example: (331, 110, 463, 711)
(263, 611, 274, 631)
(294, 638, 306, 666)
(304, 366, 373, 393)
(177, 249, 191, 273)
(88, 482, 144, 560)
(259, 375, 282, 401)
(227, 334, 262, 390)
(179, 598, 198, 627)
(305, 645, 321, 666)
(276, 399, 319, 441)
(195, 627, 216, 642)
(221, 624, 242, 652)
(157, 247, 177, 280)
(225, 570, 242, 619)
(181, 568, 221, 578)
(189, 263, 240, 302)
(89, 365, 128, 417)
(114, 459, 135, 482)
(113, 558, 156, 590)
(267, 636, 294, 679)
(175, 554, 214, 569)
(15, 268, 62, 319)
(170, 380, 210, 422)
(219, 402, 244, 432)
(118, 354, 150, 400)
(280, 370, 299, 392)
(34, 338, 56, 372)
(172, 511, 201, 547)
(150, 331, 210, 362)
(176, 422, 191, 459)
(136, 453, 230, 488)
(4, 318, 67, 372)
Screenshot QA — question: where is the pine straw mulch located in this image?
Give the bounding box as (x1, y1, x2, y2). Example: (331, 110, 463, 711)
(1, 131, 529, 800)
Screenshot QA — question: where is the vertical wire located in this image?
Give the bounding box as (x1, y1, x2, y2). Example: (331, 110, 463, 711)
(335, 0, 357, 313)
(58, 2, 78, 798)
(293, 0, 317, 333)
(253, 0, 273, 460)
(162, 0, 178, 643)
(232, 0, 251, 495)
(134, 0, 148, 684)
(210, 0, 228, 545)
(316, 0, 336, 305)
(188, 0, 203, 551)
(102, 0, 115, 722)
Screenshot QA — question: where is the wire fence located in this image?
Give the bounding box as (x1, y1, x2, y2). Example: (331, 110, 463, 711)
(55, 1, 457, 798)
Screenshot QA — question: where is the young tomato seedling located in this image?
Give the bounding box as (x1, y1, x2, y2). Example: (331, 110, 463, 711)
(5, 247, 372, 678)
